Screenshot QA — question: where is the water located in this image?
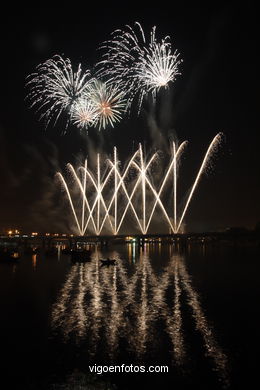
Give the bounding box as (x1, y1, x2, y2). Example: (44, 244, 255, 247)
(0, 243, 259, 389)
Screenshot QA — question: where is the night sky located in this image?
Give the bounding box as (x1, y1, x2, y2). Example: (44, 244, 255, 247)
(0, 2, 258, 233)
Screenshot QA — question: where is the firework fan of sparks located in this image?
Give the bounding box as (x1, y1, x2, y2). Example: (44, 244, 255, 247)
(26, 55, 94, 128)
(97, 22, 182, 112)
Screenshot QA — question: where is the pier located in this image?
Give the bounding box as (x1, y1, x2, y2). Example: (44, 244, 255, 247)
(1, 230, 258, 249)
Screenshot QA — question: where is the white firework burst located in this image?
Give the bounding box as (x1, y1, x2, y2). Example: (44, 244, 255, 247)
(89, 80, 126, 130)
(71, 98, 98, 130)
(97, 22, 182, 112)
(26, 55, 93, 127)
(136, 33, 181, 93)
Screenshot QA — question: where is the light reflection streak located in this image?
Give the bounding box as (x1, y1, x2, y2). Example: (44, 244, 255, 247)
(88, 256, 104, 356)
(57, 245, 61, 261)
(178, 260, 228, 385)
(32, 254, 37, 271)
(51, 250, 228, 383)
(162, 256, 185, 364)
(103, 265, 122, 358)
(132, 253, 151, 356)
(64, 265, 88, 340)
(52, 265, 78, 331)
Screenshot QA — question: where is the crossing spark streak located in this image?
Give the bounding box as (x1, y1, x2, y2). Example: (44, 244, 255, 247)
(56, 134, 222, 236)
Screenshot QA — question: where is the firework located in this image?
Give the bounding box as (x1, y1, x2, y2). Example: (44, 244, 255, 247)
(89, 79, 126, 130)
(71, 98, 98, 130)
(97, 22, 182, 112)
(57, 134, 222, 236)
(26, 24, 181, 128)
(26, 55, 93, 127)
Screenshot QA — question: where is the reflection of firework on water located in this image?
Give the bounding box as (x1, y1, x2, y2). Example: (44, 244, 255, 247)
(51, 251, 228, 387)
(26, 55, 93, 128)
(97, 22, 182, 112)
(89, 80, 126, 129)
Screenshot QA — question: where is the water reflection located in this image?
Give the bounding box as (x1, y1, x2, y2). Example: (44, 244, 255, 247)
(52, 249, 228, 385)
(164, 255, 185, 364)
(179, 258, 228, 377)
(32, 254, 37, 271)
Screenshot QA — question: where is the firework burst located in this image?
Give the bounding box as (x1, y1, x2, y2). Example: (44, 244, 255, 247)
(26, 24, 181, 129)
(26, 55, 93, 128)
(97, 22, 182, 112)
(89, 80, 126, 129)
(71, 98, 98, 130)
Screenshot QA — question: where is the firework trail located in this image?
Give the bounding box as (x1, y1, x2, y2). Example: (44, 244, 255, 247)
(26, 55, 94, 128)
(97, 22, 182, 112)
(176, 133, 223, 232)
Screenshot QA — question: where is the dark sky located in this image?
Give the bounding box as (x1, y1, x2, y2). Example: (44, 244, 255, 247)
(0, 2, 258, 233)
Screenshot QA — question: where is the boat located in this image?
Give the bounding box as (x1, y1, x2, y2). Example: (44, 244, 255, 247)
(71, 249, 92, 263)
(100, 258, 117, 266)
